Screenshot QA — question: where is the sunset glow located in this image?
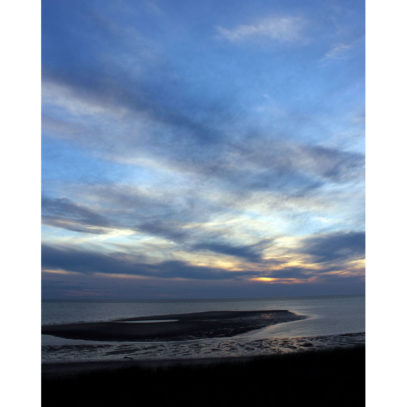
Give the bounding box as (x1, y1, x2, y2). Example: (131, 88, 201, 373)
(42, 0, 364, 299)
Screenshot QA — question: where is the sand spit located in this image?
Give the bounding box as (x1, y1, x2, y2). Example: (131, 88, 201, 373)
(42, 310, 305, 342)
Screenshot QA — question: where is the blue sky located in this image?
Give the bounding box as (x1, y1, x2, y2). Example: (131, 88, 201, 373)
(42, 0, 365, 299)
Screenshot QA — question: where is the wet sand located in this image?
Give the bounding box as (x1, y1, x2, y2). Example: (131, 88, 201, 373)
(42, 331, 365, 363)
(42, 346, 365, 407)
(42, 310, 305, 341)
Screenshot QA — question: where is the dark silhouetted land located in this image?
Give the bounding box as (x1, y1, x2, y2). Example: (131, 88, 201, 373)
(42, 310, 305, 341)
(42, 346, 365, 407)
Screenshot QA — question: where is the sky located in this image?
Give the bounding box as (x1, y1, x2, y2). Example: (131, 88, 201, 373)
(42, 0, 365, 300)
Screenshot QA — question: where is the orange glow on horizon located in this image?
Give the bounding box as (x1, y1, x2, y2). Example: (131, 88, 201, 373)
(250, 276, 307, 285)
(42, 268, 79, 275)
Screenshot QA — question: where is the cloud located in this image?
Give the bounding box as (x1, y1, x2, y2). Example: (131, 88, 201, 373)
(217, 16, 306, 43)
(42, 197, 111, 234)
(193, 240, 270, 262)
(40, 150, 363, 257)
(267, 267, 308, 279)
(42, 68, 230, 149)
(42, 269, 364, 300)
(43, 78, 364, 195)
(41, 244, 249, 281)
(321, 36, 364, 62)
(43, 38, 364, 202)
(49, 184, 226, 242)
(41, 0, 365, 298)
(41, 240, 364, 288)
(42, 191, 208, 242)
(322, 43, 352, 61)
(299, 231, 365, 264)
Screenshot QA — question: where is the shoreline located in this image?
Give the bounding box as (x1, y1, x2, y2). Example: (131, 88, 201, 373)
(43, 345, 365, 407)
(42, 341, 364, 376)
(42, 331, 365, 364)
(42, 309, 306, 342)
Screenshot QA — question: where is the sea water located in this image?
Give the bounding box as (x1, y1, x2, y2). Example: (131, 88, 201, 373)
(42, 295, 365, 362)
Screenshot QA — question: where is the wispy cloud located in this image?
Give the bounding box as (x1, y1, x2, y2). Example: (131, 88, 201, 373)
(217, 15, 306, 43)
(299, 231, 365, 264)
(42, 238, 364, 284)
(42, 197, 111, 234)
(43, 76, 364, 193)
(322, 43, 352, 61)
(41, 0, 365, 298)
(41, 244, 249, 281)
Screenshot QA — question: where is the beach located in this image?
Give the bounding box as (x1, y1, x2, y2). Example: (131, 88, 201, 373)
(42, 297, 365, 405)
(42, 310, 306, 341)
(43, 346, 365, 407)
(42, 296, 365, 363)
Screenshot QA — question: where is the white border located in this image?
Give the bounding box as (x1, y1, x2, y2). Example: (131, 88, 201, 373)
(0, 1, 41, 406)
(2, 0, 407, 406)
(367, 0, 407, 406)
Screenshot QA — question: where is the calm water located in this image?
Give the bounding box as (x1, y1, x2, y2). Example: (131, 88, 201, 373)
(43, 295, 364, 345)
(42, 296, 365, 363)
(42, 295, 365, 362)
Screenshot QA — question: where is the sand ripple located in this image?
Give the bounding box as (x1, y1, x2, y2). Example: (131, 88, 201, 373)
(42, 332, 365, 363)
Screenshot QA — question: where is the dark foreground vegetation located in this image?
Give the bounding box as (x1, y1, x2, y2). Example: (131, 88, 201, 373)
(42, 346, 365, 407)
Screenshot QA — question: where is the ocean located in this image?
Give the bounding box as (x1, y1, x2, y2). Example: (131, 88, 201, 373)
(42, 295, 365, 363)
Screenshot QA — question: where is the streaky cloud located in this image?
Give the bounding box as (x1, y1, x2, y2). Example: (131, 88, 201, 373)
(193, 240, 271, 262)
(299, 231, 365, 264)
(217, 15, 306, 43)
(42, 196, 111, 234)
(42, 244, 251, 281)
